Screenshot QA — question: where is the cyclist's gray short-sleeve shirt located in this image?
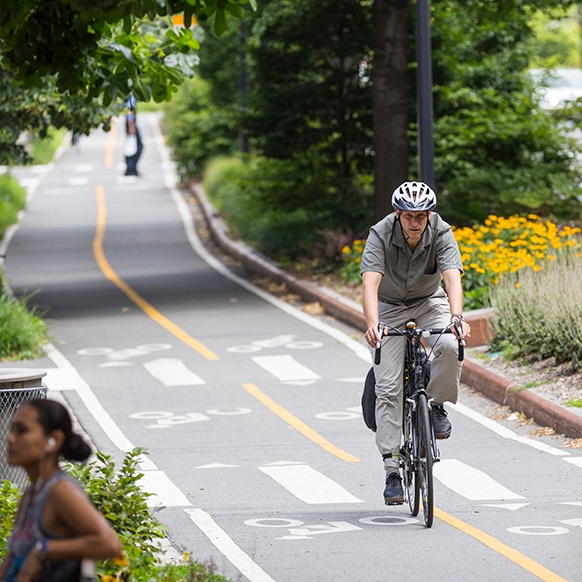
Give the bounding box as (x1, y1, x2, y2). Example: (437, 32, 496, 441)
(360, 212, 462, 305)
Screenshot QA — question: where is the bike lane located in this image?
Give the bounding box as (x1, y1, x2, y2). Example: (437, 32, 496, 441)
(3, 117, 580, 582)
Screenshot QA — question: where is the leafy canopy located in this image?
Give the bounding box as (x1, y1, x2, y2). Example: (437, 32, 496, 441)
(0, 0, 256, 104)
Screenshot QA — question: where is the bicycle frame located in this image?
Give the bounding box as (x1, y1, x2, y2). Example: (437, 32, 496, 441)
(375, 319, 464, 527)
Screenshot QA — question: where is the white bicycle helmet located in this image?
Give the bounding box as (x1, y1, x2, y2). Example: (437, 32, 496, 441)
(391, 181, 436, 211)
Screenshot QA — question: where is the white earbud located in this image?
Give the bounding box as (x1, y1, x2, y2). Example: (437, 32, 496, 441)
(45, 437, 57, 451)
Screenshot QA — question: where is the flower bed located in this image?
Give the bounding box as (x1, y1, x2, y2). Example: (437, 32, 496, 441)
(339, 214, 580, 310)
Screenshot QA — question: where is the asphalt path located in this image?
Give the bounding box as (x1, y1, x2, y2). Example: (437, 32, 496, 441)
(3, 115, 582, 582)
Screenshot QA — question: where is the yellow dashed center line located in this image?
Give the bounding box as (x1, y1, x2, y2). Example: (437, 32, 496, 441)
(93, 185, 219, 360)
(242, 383, 361, 463)
(434, 507, 569, 582)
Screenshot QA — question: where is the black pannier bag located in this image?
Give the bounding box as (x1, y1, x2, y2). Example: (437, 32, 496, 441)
(361, 355, 431, 432)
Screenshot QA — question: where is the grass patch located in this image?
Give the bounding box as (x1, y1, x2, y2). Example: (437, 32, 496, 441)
(32, 127, 66, 165)
(565, 398, 582, 408)
(0, 290, 48, 360)
(154, 562, 233, 581)
(0, 173, 26, 240)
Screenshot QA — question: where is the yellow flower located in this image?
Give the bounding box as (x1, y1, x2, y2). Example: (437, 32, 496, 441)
(112, 554, 129, 568)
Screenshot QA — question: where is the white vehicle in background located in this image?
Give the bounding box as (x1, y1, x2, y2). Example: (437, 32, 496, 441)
(530, 68, 582, 109)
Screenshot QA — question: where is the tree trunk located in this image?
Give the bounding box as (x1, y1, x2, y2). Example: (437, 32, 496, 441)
(372, 0, 411, 222)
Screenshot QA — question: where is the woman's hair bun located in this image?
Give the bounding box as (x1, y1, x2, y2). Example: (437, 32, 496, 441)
(61, 433, 92, 462)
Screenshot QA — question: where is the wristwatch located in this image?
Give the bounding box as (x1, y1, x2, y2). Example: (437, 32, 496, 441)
(34, 539, 49, 564)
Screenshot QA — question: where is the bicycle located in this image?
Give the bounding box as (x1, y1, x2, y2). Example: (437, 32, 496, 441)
(374, 319, 464, 528)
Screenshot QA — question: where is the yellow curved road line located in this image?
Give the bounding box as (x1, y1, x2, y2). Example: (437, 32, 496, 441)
(242, 383, 361, 463)
(434, 507, 569, 582)
(93, 185, 219, 360)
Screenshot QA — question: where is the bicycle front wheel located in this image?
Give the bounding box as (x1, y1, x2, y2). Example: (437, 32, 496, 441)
(416, 392, 434, 527)
(402, 403, 419, 516)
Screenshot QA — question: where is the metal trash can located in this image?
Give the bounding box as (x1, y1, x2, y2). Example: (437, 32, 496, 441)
(0, 368, 47, 488)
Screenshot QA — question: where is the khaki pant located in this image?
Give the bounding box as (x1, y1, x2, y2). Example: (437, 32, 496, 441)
(373, 295, 462, 469)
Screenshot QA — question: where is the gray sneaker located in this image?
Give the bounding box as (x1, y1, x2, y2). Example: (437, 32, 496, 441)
(384, 471, 404, 505)
(433, 404, 452, 439)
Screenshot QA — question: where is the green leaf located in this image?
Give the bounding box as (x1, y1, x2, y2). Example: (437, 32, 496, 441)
(214, 9, 227, 36)
(225, 3, 245, 18)
(123, 15, 132, 35)
(132, 78, 150, 102)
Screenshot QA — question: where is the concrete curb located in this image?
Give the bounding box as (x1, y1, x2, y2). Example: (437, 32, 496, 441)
(186, 181, 582, 439)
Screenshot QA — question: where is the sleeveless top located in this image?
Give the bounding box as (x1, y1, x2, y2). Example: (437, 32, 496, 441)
(2, 471, 82, 582)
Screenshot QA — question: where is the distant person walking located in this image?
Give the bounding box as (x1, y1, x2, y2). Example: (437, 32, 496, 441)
(0, 399, 122, 582)
(124, 94, 143, 176)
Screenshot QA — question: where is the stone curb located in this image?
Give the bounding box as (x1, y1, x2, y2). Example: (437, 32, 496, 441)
(186, 181, 582, 439)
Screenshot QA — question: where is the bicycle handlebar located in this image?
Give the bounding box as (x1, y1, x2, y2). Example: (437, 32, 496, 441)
(374, 321, 465, 365)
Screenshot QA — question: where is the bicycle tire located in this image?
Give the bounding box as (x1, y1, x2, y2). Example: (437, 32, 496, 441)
(402, 403, 419, 516)
(416, 392, 434, 527)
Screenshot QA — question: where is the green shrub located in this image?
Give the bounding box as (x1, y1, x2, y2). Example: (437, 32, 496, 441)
(489, 249, 582, 369)
(65, 449, 166, 581)
(203, 155, 370, 261)
(0, 172, 26, 240)
(163, 77, 239, 180)
(0, 289, 48, 360)
(31, 128, 66, 165)
(1, 451, 232, 581)
(0, 480, 20, 561)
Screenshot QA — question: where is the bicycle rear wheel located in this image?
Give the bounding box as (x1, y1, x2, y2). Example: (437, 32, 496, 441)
(416, 392, 434, 527)
(402, 404, 419, 516)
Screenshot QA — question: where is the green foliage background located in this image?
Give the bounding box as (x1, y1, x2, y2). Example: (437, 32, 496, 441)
(164, 0, 582, 264)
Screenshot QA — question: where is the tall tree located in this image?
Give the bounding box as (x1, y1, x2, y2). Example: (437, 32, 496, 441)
(372, 0, 411, 221)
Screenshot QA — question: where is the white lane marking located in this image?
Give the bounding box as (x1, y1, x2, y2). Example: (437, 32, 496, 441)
(559, 501, 582, 507)
(359, 516, 419, 526)
(434, 459, 525, 501)
(184, 508, 277, 582)
(196, 463, 240, 469)
(315, 411, 360, 420)
(68, 176, 89, 186)
(139, 471, 191, 507)
(481, 503, 530, 511)
(336, 377, 366, 383)
(206, 408, 251, 415)
(507, 526, 568, 536)
(560, 518, 582, 527)
(75, 163, 94, 172)
(99, 361, 132, 367)
(143, 358, 205, 386)
(450, 401, 571, 457)
(43, 346, 139, 457)
(252, 355, 321, 383)
(259, 464, 362, 504)
(563, 457, 582, 468)
(42, 344, 198, 507)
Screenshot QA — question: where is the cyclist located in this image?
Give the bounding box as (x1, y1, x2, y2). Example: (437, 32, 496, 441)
(360, 181, 470, 505)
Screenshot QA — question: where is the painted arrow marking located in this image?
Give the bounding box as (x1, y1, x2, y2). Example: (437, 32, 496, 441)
(143, 358, 205, 386)
(252, 355, 321, 384)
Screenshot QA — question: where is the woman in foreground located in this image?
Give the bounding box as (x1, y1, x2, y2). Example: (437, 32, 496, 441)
(0, 399, 122, 582)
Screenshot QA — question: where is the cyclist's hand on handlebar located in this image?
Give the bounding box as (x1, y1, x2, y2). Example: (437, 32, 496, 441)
(450, 319, 471, 342)
(364, 325, 383, 349)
